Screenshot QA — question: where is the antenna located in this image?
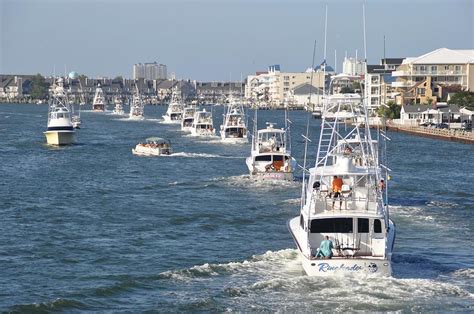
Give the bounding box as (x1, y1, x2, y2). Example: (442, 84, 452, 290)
(383, 35, 386, 68)
(363, 4, 367, 62)
(322, 5, 328, 99)
(300, 39, 317, 212)
(334, 49, 337, 73)
(323, 4, 328, 63)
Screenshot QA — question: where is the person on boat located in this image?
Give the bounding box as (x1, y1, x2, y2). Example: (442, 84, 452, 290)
(316, 236, 334, 259)
(379, 179, 385, 191)
(332, 175, 343, 208)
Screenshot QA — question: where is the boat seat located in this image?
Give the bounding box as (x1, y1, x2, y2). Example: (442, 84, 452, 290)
(341, 184, 351, 197)
(320, 184, 329, 196)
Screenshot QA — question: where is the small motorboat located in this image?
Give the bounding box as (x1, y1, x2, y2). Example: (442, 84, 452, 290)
(132, 137, 172, 156)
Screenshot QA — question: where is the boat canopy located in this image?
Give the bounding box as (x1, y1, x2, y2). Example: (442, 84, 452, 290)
(146, 137, 170, 144)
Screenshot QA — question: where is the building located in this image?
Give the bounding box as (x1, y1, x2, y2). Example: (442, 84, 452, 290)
(196, 81, 244, 104)
(365, 58, 404, 110)
(245, 64, 328, 107)
(342, 57, 366, 76)
(392, 48, 474, 105)
(133, 62, 167, 80)
(289, 83, 324, 109)
(399, 103, 464, 127)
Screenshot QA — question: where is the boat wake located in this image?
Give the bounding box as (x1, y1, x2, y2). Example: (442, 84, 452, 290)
(169, 152, 228, 158)
(154, 249, 473, 311)
(212, 175, 301, 190)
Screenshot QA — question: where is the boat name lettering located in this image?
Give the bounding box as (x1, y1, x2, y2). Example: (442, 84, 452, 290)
(317, 263, 363, 272)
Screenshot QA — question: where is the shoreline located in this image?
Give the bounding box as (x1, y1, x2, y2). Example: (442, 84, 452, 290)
(386, 124, 474, 144)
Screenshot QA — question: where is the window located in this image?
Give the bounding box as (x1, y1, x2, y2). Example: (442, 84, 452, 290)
(283, 88, 289, 91)
(444, 65, 449, 71)
(284, 76, 290, 80)
(374, 219, 382, 233)
(273, 155, 284, 161)
(431, 65, 437, 73)
(310, 218, 353, 233)
(358, 218, 369, 233)
(417, 88, 425, 95)
(284, 82, 289, 86)
(300, 214, 304, 228)
(455, 65, 461, 72)
(255, 155, 272, 161)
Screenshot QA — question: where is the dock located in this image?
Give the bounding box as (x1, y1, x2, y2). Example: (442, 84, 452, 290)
(386, 123, 474, 144)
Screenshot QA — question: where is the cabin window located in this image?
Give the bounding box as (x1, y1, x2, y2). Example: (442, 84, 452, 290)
(374, 219, 382, 233)
(358, 218, 369, 233)
(310, 218, 353, 233)
(273, 155, 284, 162)
(255, 155, 272, 162)
(300, 214, 304, 228)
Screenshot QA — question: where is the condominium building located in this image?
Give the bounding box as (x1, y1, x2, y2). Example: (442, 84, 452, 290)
(392, 48, 474, 105)
(133, 62, 167, 80)
(246, 64, 328, 107)
(342, 57, 366, 76)
(365, 58, 403, 110)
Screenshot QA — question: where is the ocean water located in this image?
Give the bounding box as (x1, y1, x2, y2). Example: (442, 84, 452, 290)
(0, 104, 472, 312)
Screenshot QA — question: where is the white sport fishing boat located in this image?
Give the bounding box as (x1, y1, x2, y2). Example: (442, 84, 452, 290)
(288, 88, 395, 276)
(181, 105, 197, 132)
(129, 85, 145, 120)
(220, 97, 248, 143)
(162, 88, 184, 123)
(112, 96, 125, 115)
(44, 78, 75, 145)
(92, 84, 107, 111)
(191, 108, 215, 136)
(246, 117, 296, 180)
(132, 137, 172, 156)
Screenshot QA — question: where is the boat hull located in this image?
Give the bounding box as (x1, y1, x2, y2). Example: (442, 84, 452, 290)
(220, 135, 248, 143)
(288, 217, 394, 277)
(92, 105, 106, 112)
(44, 131, 75, 145)
(300, 251, 392, 276)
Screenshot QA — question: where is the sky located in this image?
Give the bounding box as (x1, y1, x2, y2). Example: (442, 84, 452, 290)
(1, 0, 473, 81)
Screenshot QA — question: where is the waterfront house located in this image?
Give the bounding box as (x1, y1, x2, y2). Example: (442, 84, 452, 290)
(392, 48, 474, 105)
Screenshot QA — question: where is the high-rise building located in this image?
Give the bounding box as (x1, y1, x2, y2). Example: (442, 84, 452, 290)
(133, 62, 167, 80)
(342, 57, 366, 76)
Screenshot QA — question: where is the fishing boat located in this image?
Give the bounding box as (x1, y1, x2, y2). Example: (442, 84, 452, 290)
(181, 105, 197, 132)
(112, 96, 125, 115)
(92, 84, 107, 111)
(191, 108, 215, 136)
(220, 97, 248, 143)
(246, 115, 296, 180)
(129, 85, 145, 120)
(44, 78, 75, 145)
(287, 82, 395, 276)
(162, 88, 184, 123)
(132, 137, 172, 156)
(68, 71, 82, 128)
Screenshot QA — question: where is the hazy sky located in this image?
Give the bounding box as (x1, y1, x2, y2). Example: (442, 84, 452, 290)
(1, 0, 473, 80)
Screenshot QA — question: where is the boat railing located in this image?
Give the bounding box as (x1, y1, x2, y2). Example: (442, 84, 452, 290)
(311, 189, 377, 212)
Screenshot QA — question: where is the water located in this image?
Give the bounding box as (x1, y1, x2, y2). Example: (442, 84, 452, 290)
(0, 104, 472, 312)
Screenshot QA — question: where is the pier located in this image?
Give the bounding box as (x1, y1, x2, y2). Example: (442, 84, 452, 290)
(386, 123, 474, 144)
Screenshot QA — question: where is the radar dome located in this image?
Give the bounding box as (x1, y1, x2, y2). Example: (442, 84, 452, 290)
(68, 71, 79, 79)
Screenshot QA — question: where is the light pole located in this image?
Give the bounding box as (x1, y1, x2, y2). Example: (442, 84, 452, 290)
(448, 109, 451, 129)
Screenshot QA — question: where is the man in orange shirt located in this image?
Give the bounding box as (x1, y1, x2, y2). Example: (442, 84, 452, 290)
(332, 175, 343, 208)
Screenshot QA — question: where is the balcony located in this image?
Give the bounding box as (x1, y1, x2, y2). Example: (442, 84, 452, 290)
(392, 81, 415, 88)
(392, 70, 409, 77)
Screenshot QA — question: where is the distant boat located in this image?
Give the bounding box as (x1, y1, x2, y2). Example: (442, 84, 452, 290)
(44, 78, 75, 145)
(191, 108, 215, 136)
(246, 118, 296, 181)
(181, 105, 197, 132)
(129, 85, 145, 120)
(112, 96, 125, 115)
(92, 84, 107, 111)
(220, 96, 248, 143)
(162, 87, 184, 123)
